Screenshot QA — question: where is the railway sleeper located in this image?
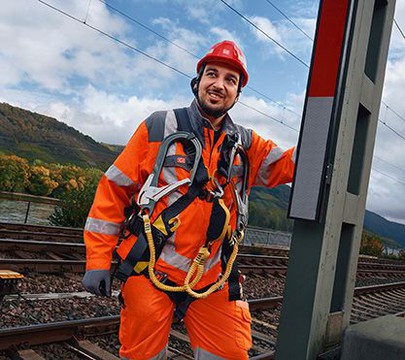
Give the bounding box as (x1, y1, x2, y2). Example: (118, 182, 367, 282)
(68, 339, 120, 360)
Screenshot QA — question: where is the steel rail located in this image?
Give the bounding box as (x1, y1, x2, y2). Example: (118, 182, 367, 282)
(0, 222, 82, 236)
(0, 316, 120, 350)
(0, 238, 85, 253)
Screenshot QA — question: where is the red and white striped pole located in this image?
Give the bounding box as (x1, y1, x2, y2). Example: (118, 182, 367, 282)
(288, 0, 352, 222)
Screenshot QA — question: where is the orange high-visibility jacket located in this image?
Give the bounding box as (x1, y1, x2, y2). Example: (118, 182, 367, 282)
(84, 100, 295, 289)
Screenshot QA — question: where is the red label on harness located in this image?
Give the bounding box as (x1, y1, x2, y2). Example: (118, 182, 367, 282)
(177, 157, 186, 164)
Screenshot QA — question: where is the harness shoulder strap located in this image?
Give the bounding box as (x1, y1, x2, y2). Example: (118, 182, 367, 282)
(173, 107, 208, 185)
(174, 107, 193, 132)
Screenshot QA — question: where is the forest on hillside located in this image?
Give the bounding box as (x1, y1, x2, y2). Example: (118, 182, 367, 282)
(0, 102, 121, 169)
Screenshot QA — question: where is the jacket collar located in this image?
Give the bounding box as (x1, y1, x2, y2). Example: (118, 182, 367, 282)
(186, 100, 239, 146)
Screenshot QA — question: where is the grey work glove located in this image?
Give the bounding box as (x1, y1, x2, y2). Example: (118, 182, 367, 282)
(82, 269, 111, 296)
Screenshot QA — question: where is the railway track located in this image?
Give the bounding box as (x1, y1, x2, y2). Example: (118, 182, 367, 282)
(0, 316, 194, 359)
(1, 237, 405, 279)
(1, 222, 405, 358)
(1, 282, 404, 359)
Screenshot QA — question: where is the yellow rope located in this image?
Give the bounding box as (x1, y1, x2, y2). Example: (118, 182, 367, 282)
(184, 236, 240, 299)
(144, 213, 241, 298)
(145, 213, 187, 292)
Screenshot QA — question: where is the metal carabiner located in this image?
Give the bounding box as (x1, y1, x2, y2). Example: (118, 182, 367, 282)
(138, 175, 190, 212)
(232, 145, 249, 233)
(137, 131, 203, 215)
(208, 177, 224, 199)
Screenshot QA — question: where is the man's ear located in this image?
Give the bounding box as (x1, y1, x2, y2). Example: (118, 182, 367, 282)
(190, 77, 198, 97)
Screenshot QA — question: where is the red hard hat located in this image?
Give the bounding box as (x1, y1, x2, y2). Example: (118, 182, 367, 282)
(197, 40, 249, 87)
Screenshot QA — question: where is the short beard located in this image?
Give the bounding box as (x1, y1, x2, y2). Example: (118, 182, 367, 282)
(198, 98, 228, 119)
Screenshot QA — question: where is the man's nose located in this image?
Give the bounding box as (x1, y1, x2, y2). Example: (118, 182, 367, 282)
(212, 77, 225, 89)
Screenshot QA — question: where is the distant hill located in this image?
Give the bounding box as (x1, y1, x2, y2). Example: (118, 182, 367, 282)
(0, 102, 123, 169)
(250, 185, 405, 249)
(363, 211, 405, 248)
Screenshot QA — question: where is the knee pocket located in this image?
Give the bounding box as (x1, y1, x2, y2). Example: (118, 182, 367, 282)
(235, 300, 252, 351)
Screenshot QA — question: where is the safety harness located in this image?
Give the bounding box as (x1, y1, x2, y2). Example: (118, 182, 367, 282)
(115, 108, 249, 318)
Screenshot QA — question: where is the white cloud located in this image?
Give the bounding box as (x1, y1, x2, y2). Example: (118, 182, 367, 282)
(249, 16, 285, 58)
(248, 15, 315, 64)
(0, 0, 138, 92)
(49, 86, 192, 145)
(231, 94, 300, 149)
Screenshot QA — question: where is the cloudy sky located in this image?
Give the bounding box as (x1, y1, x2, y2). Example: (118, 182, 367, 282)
(1, 0, 405, 225)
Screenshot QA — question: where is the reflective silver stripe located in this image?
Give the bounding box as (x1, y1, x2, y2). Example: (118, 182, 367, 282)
(160, 243, 221, 273)
(164, 110, 178, 137)
(292, 147, 297, 164)
(105, 164, 134, 187)
(160, 243, 191, 272)
(149, 345, 167, 360)
(194, 347, 225, 359)
(289, 97, 333, 220)
(85, 217, 122, 235)
(255, 146, 285, 186)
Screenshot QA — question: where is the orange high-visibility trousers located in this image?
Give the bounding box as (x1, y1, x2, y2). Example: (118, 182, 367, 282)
(119, 275, 252, 359)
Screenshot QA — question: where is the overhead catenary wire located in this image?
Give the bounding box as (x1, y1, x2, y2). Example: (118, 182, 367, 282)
(96, 0, 198, 58)
(378, 119, 405, 142)
(219, 0, 310, 68)
(36, 0, 191, 78)
(84, 0, 92, 24)
(36, 2, 405, 152)
(245, 86, 302, 118)
(373, 155, 405, 174)
(382, 100, 405, 123)
(35, 0, 298, 131)
(394, 18, 405, 41)
(264, 0, 313, 41)
(372, 167, 405, 187)
(96, 0, 302, 119)
(238, 102, 299, 132)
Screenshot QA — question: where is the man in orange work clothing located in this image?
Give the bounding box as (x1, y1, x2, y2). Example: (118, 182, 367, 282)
(82, 40, 295, 359)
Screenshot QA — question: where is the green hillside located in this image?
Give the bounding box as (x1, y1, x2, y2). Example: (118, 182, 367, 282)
(249, 185, 405, 249)
(363, 211, 405, 248)
(0, 102, 122, 170)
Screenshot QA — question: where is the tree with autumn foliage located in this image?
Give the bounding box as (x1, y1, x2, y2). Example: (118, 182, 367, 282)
(27, 165, 59, 196)
(360, 231, 384, 257)
(48, 167, 103, 228)
(0, 154, 30, 192)
(0, 153, 104, 227)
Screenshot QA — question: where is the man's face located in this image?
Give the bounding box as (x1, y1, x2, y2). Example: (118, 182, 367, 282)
(197, 61, 240, 119)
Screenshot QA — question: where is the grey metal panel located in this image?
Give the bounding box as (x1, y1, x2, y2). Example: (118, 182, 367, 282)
(289, 96, 334, 220)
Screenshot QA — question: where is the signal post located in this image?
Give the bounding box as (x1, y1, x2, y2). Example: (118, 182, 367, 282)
(276, 0, 396, 359)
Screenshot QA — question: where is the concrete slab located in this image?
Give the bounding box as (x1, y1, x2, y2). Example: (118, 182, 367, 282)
(341, 315, 405, 360)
